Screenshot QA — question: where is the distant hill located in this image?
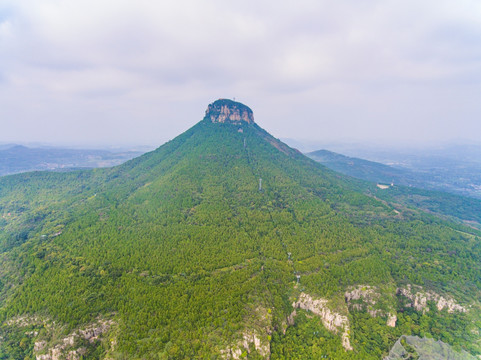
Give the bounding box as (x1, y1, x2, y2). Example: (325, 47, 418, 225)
(0, 100, 480, 359)
(307, 149, 481, 199)
(0, 145, 144, 176)
(307, 149, 481, 229)
(0, 144, 18, 151)
(307, 149, 414, 186)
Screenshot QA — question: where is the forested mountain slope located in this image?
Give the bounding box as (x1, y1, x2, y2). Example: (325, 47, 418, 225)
(0, 99, 480, 359)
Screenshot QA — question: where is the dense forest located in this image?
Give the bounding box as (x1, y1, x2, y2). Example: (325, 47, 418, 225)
(0, 101, 480, 359)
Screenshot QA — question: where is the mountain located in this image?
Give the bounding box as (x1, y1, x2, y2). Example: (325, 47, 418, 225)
(0, 145, 144, 176)
(0, 99, 480, 359)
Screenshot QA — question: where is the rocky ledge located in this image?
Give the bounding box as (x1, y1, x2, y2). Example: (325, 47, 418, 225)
(205, 99, 254, 124)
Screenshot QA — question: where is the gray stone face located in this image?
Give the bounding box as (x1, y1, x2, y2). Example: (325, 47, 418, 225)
(205, 99, 254, 124)
(292, 293, 353, 351)
(397, 284, 466, 314)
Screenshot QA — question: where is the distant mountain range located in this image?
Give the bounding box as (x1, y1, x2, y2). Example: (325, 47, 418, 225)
(0, 145, 144, 176)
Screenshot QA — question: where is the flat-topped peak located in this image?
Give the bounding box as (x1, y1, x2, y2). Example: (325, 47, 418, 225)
(205, 99, 254, 124)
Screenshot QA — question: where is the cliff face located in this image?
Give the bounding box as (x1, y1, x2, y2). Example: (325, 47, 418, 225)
(205, 99, 254, 124)
(397, 285, 467, 314)
(292, 293, 353, 351)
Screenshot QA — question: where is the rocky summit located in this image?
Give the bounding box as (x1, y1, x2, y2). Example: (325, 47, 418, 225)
(205, 98, 255, 124)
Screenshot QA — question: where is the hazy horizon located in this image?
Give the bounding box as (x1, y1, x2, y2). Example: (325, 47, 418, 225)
(0, 135, 481, 153)
(1, 1, 481, 147)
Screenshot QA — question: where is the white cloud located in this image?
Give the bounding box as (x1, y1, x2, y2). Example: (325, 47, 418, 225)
(1, 0, 481, 145)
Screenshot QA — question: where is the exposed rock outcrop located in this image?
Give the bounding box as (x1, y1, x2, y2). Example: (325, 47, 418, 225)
(221, 329, 270, 359)
(292, 293, 353, 351)
(4, 315, 115, 360)
(206, 99, 254, 124)
(345, 285, 382, 317)
(287, 309, 296, 327)
(386, 313, 397, 327)
(397, 285, 466, 313)
(6, 315, 49, 327)
(34, 341, 47, 352)
(242, 331, 270, 358)
(78, 321, 112, 343)
(345, 285, 397, 327)
(220, 306, 272, 359)
(36, 347, 85, 360)
(34, 319, 114, 360)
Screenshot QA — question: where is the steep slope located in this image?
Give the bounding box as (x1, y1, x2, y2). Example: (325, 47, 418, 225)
(0, 99, 480, 359)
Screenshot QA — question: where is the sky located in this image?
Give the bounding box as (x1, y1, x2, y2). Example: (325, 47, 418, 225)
(1, 0, 481, 148)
